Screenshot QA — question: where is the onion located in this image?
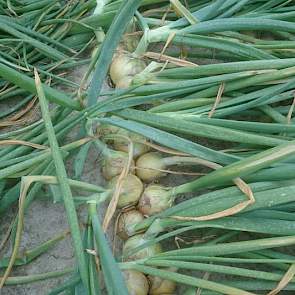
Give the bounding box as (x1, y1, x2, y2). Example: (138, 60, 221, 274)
(123, 270, 149, 295)
(136, 152, 166, 182)
(136, 154, 211, 183)
(118, 210, 145, 240)
(148, 270, 177, 295)
(101, 151, 134, 180)
(110, 51, 146, 88)
(109, 174, 143, 208)
(138, 185, 172, 216)
(113, 129, 150, 158)
(123, 234, 162, 261)
(96, 123, 120, 138)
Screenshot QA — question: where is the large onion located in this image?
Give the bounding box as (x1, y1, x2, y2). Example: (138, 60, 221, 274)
(123, 234, 162, 261)
(101, 151, 134, 180)
(138, 185, 172, 216)
(118, 210, 145, 240)
(123, 270, 149, 295)
(136, 152, 166, 182)
(109, 174, 143, 208)
(110, 51, 146, 88)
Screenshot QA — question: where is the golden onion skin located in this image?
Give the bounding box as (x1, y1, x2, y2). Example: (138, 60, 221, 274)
(118, 210, 145, 240)
(148, 275, 177, 295)
(136, 152, 166, 182)
(109, 174, 143, 208)
(123, 234, 162, 261)
(123, 270, 149, 295)
(101, 151, 134, 180)
(110, 52, 146, 88)
(138, 185, 172, 216)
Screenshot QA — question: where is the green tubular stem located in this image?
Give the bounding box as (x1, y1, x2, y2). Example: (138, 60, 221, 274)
(155, 216, 295, 240)
(128, 71, 259, 95)
(87, 219, 101, 295)
(114, 109, 287, 147)
(185, 66, 295, 100)
(129, 215, 295, 257)
(182, 18, 295, 35)
(258, 105, 287, 124)
(0, 63, 81, 110)
(158, 58, 295, 79)
(242, 209, 295, 221)
(0, 231, 68, 268)
(36, 73, 89, 291)
(175, 116, 295, 134)
(144, 259, 290, 282)
(1, 268, 74, 285)
(89, 203, 129, 295)
(150, 98, 216, 112)
(0, 109, 75, 161)
(0, 19, 69, 60)
(0, 158, 53, 213)
(185, 279, 295, 294)
(0, 139, 88, 180)
(151, 256, 295, 265)
(0, 151, 45, 170)
(157, 236, 295, 258)
(180, 84, 291, 115)
(148, 32, 275, 60)
(212, 83, 295, 118)
(47, 274, 80, 295)
(173, 183, 295, 218)
(0, 95, 33, 119)
(173, 139, 295, 195)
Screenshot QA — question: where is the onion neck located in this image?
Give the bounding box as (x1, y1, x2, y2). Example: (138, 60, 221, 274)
(162, 156, 211, 167)
(143, 218, 183, 239)
(93, 138, 112, 157)
(134, 26, 173, 56)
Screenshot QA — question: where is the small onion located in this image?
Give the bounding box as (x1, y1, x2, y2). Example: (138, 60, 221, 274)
(138, 185, 172, 216)
(113, 129, 150, 158)
(110, 52, 146, 88)
(136, 152, 166, 182)
(118, 210, 145, 240)
(123, 234, 162, 261)
(109, 174, 143, 208)
(96, 123, 120, 139)
(123, 270, 149, 295)
(148, 272, 177, 295)
(101, 151, 134, 180)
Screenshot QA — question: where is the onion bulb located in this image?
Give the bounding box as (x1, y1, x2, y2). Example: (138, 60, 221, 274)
(136, 152, 166, 182)
(148, 270, 177, 295)
(138, 185, 172, 216)
(110, 51, 146, 88)
(102, 151, 134, 180)
(123, 234, 162, 261)
(136, 153, 208, 183)
(96, 123, 120, 138)
(118, 210, 145, 240)
(113, 129, 150, 158)
(109, 174, 143, 208)
(123, 270, 149, 295)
